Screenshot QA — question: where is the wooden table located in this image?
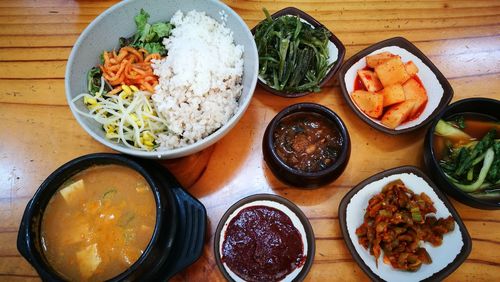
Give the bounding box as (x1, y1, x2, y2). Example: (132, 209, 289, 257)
(0, 0, 499, 281)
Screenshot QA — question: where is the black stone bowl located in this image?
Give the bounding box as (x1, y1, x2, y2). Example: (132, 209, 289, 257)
(17, 153, 207, 281)
(262, 103, 351, 188)
(424, 98, 500, 209)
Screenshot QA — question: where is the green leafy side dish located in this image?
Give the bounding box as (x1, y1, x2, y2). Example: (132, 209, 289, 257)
(434, 117, 500, 202)
(254, 9, 333, 93)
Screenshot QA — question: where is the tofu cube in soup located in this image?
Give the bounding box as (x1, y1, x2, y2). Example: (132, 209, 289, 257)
(357, 70, 383, 92)
(375, 57, 411, 87)
(76, 243, 102, 279)
(379, 84, 406, 107)
(352, 90, 384, 118)
(365, 52, 397, 68)
(381, 99, 416, 129)
(59, 179, 84, 205)
(403, 78, 428, 117)
(404, 61, 419, 77)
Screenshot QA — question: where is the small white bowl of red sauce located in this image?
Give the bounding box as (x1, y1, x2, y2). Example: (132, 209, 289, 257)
(214, 194, 315, 282)
(338, 37, 453, 134)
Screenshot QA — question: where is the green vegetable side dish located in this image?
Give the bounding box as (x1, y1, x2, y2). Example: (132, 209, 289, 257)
(434, 116, 500, 202)
(254, 9, 334, 93)
(119, 9, 174, 56)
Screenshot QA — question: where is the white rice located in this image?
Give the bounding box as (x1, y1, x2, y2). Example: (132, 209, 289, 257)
(152, 10, 244, 149)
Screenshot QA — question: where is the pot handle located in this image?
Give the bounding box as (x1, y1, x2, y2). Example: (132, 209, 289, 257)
(17, 199, 32, 261)
(164, 186, 207, 280)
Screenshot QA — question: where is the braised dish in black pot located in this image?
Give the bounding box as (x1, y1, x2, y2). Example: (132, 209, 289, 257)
(263, 103, 350, 188)
(17, 153, 206, 281)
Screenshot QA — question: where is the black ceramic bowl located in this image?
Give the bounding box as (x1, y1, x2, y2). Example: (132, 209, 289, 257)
(424, 98, 500, 209)
(263, 103, 351, 188)
(214, 194, 315, 281)
(17, 153, 206, 281)
(338, 37, 453, 134)
(251, 7, 346, 97)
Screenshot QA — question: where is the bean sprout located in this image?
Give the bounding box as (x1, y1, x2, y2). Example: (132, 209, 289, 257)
(72, 77, 168, 151)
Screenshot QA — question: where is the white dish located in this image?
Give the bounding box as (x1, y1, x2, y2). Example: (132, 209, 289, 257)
(338, 166, 472, 281)
(219, 200, 308, 282)
(347, 173, 462, 281)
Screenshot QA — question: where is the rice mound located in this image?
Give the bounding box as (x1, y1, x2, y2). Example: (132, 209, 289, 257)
(152, 10, 244, 149)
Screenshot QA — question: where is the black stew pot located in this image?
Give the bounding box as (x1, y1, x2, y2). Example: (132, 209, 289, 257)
(17, 153, 206, 281)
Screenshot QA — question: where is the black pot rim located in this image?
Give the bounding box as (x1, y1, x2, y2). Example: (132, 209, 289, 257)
(18, 153, 177, 281)
(251, 6, 346, 97)
(424, 97, 500, 209)
(263, 102, 351, 187)
(214, 193, 315, 281)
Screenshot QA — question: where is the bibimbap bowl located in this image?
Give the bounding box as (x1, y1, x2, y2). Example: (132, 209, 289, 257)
(66, 0, 258, 159)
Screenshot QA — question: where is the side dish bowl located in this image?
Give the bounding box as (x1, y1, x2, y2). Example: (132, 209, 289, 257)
(338, 37, 453, 134)
(214, 194, 315, 281)
(17, 153, 206, 281)
(65, 0, 258, 159)
(262, 103, 350, 188)
(338, 166, 471, 281)
(251, 7, 345, 97)
(424, 98, 500, 209)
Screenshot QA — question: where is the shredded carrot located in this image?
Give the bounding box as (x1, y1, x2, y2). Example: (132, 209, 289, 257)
(108, 86, 123, 95)
(100, 47, 162, 93)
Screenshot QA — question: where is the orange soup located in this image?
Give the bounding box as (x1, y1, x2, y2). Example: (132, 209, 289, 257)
(41, 165, 156, 281)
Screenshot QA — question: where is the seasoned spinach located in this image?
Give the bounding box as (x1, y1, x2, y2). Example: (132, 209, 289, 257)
(254, 9, 333, 93)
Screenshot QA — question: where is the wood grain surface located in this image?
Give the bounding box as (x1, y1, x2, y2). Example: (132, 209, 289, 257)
(0, 0, 499, 281)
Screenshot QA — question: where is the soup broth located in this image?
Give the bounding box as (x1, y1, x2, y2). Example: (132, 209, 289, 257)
(433, 114, 499, 160)
(41, 165, 156, 281)
(433, 113, 500, 203)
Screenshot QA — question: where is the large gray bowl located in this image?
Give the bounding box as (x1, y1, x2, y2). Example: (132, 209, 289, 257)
(65, 0, 258, 159)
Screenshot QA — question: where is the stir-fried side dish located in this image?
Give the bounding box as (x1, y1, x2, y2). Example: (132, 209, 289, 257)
(74, 9, 244, 151)
(254, 9, 333, 93)
(273, 112, 343, 172)
(356, 180, 454, 271)
(351, 51, 428, 129)
(41, 165, 156, 281)
(100, 47, 161, 94)
(434, 115, 500, 202)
